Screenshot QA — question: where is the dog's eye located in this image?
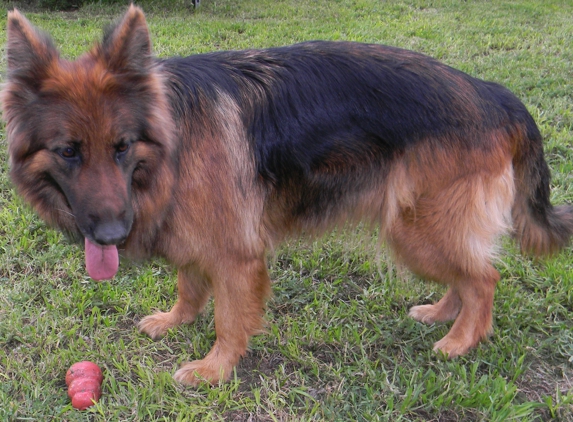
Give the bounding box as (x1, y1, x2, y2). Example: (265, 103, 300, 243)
(115, 143, 131, 163)
(117, 144, 130, 153)
(60, 147, 77, 159)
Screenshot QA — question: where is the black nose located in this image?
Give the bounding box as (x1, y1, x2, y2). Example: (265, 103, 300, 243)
(92, 220, 129, 245)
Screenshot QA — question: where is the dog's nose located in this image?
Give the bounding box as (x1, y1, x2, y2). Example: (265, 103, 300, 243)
(92, 220, 129, 245)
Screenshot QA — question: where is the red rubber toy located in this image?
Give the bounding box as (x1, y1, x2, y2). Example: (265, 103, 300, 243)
(65, 361, 103, 410)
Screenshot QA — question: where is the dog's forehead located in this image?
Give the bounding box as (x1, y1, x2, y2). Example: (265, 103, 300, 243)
(37, 81, 138, 147)
(37, 54, 143, 138)
(41, 53, 118, 102)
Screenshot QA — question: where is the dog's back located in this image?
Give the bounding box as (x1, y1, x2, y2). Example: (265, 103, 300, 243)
(178, 42, 573, 254)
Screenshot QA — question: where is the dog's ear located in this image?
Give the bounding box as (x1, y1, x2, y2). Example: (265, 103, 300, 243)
(5, 9, 59, 80)
(100, 5, 153, 74)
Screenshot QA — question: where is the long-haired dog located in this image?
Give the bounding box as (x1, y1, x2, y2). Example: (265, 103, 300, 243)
(2, 6, 572, 385)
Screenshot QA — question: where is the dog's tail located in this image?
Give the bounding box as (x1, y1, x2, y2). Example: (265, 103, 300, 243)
(511, 114, 573, 256)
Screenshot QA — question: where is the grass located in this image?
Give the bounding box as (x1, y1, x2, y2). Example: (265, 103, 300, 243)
(1, 0, 573, 420)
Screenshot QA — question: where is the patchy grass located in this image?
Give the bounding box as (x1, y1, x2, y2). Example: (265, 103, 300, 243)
(1, 0, 572, 420)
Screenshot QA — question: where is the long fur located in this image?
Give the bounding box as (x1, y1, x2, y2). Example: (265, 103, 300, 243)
(2, 6, 572, 385)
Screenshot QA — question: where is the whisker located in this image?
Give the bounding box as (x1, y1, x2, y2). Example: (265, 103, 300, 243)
(56, 208, 75, 218)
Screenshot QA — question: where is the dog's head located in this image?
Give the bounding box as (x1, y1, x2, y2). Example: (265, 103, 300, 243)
(1, 6, 177, 279)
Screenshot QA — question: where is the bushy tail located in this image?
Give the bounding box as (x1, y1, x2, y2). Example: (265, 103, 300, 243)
(512, 117, 573, 256)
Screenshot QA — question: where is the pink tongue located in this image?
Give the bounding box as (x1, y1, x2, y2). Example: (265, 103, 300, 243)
(85, 238, 119, 281)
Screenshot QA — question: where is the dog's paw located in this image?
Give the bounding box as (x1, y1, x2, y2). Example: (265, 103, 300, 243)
(432, 335, 471, 359)
(173, 359, 232, 386)
(138, 312, 178, 340)
(409, 300, 461, 324)
(409, 304, 439, 324)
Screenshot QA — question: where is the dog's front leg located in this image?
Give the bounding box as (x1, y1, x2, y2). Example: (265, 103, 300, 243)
(138, 265, 211, 340)
(173, 256, 271, 386)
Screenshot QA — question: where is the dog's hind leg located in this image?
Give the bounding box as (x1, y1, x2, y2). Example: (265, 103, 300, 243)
(388, 162, 512, 357)
(138, 265, 211, 340)
(173, 255, 271, 386)
(431, 267, 499, 357)
(391, 217, 501, 357)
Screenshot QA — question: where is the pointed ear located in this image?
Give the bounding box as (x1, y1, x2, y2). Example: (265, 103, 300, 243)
(5, 9, 59, 80)
(101, 5, 153, 74)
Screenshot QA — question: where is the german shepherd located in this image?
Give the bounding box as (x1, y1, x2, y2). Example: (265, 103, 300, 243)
(3, 6, 572, 386)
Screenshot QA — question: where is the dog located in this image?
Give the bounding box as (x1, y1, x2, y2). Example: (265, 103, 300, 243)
(2, 6, 572, 386)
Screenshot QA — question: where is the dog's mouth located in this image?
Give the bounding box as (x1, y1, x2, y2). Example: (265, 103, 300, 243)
(84, 238, 120, 281)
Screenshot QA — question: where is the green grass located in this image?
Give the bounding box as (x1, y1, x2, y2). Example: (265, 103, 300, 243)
(1, 0, 573, 420)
